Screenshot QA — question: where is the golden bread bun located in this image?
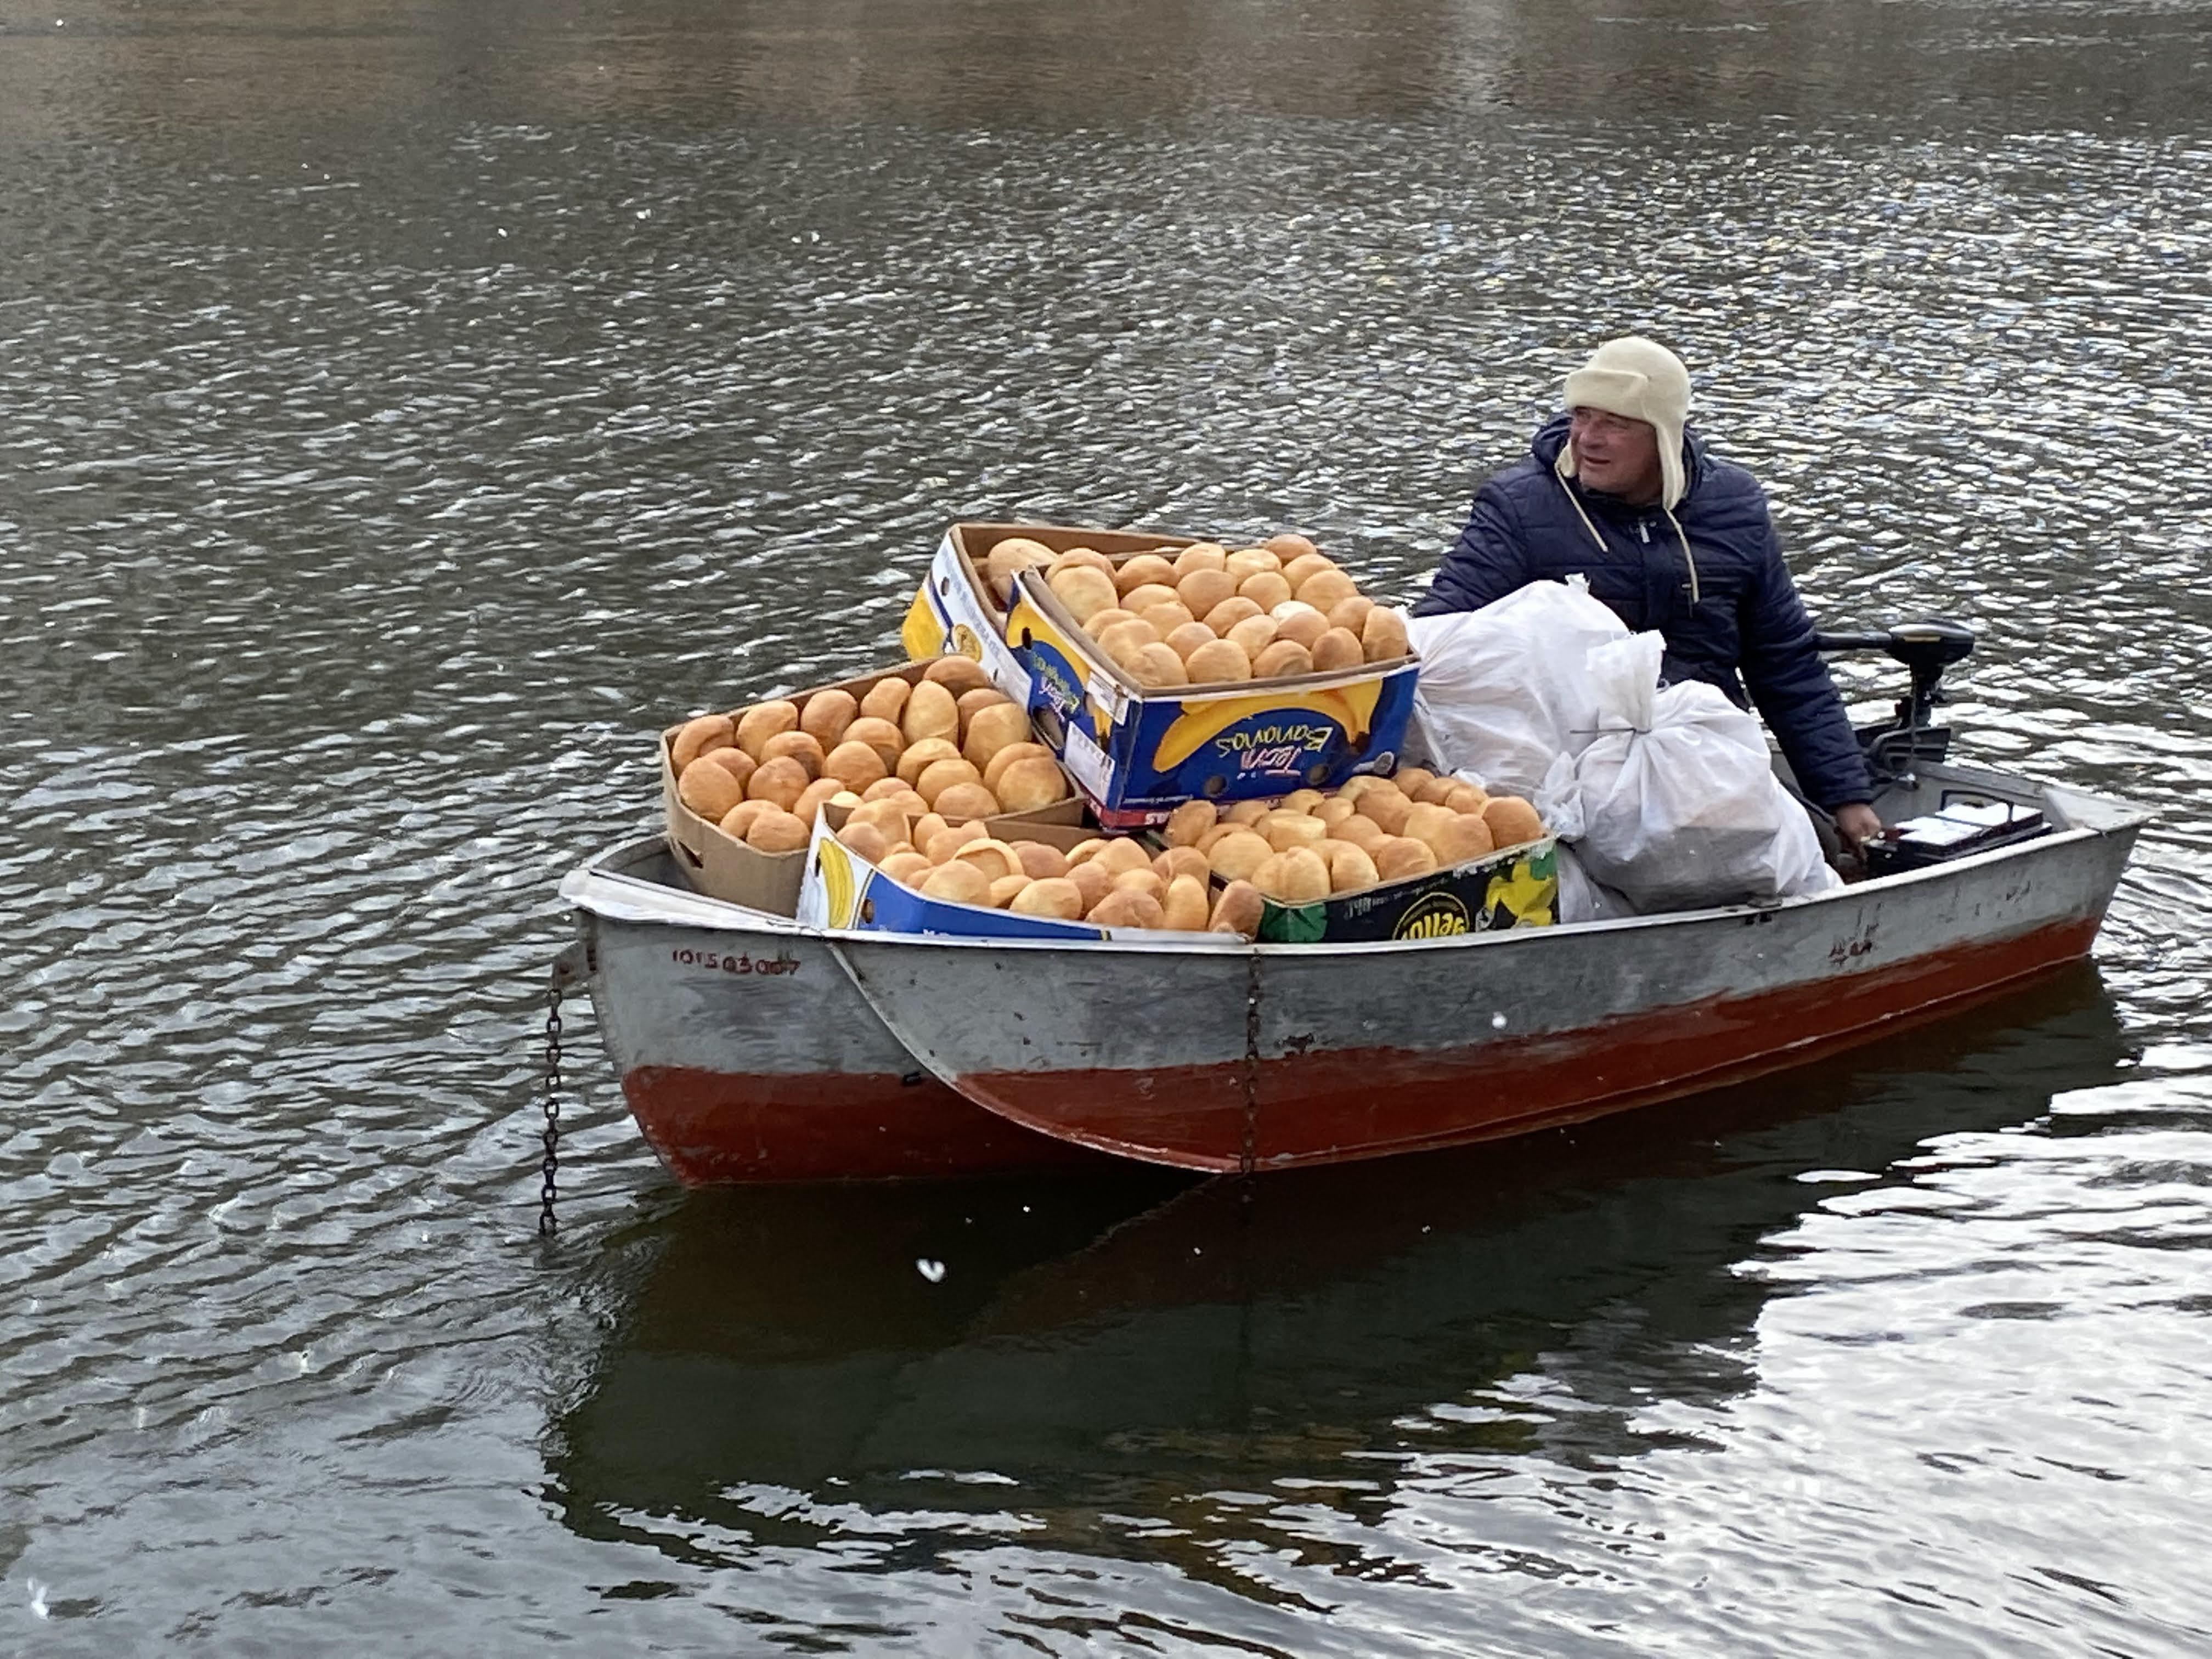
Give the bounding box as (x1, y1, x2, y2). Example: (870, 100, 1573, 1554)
(695, 746, 758, 790)
(1374, 837, 1438, 881)
(1430, 814, 1496, 866)
(1324, 839, 1380, 893)
(1086, 888, 1164, 930)
(670, 714, 735, 772)
(1153, 845, 1211, 885)
(982, 873, 1028, 909)
(1066, 858, 1115, 912)
(1048, 566, 1119, 625)
(956, 685, 1013, 733)
(994, 756, 1070, 814)
(983, 741, 1054, 793)
(1265, 532, 1321, 562)
(1224, 548, 1282, 583)
(1182, 639, 1252, 684)
(1330, 812, 1387, 851)
(933, 782, 1002, 821)
(1202, 596, 1263, 635)
(1293, 568, 1358, 613)
(1209, 880, 1264, 938)
(858, 678, 910, 724)
(962, 702, 1032, 771)
(1171, 541, 1229, 576)
(791, 777, 847, 825)
(799, 689, 857, 748)
(1095, 618, 1162, 665)
(1163, 799, 1218, 847)
(923, 820, 986, 861)
(1282, 788, 1325, 814)
(1401, 802, 1457, 849)
(985, 536, 1056, 602)
(1195, 822, 1242, 854)
(1260, 812, 1328, 853)
(1270, 606, 1328, 650)
(1063, 837, 1107, 866)
(1110, 868, 1167, 905)
(759, 729, 826, 780)
(896, 736, 963, 787)
(1224, 614, 1278, 659)
(1482, 795, 1546, 848)
(1176, 568, 1239, 619)
(916, 756, 984, 806)
(1442, 781, 1489, 815)
(1310, 628, 1364, 673)
(745, 755, 811, 812)
(842, 716, 905, 769)
(1013, 840, 1070, 881)
(1141, 601, 1196, 637)
(922, 655, 991, 695)
(1206, 828, 1274, 884)
(1251, 639, 1315, 680)
(734, 700, 799, 759)
(1046, 546, 1115, 581)
(847, 797, 912, 840)
(1125, 643, 1189, 689)
(878, 850, 933, 885)
(1411, 774, 1460, 806)
(1359, 787, 1413, 835)
(1362, 606, 1410, 663)
(1326, 594, 1374, 636)
(1119, 582, 1180, 616)
(836, 820, 892, 864)
(913, 811, 953, 849)
(1224, 798, 1274, 825)
(1279, 551, 1336, 590)
(1394, 766, 1436, 796)
(1161, 874, 1210, 932)
(1090, 837, 1153, 877)
(919, 861, 992, 907)
(822, 739, 889, 793)
(677, 758, 750, 822)
(1238, 571, 1294, 613)
(1009, 877, 1085, 920)
(1255, 847, 1331, 904)
(744, 810, 810, 854)
(1337, 774, 1386, 800)
(901, 680, 960, 746)
(953, 838, 1025, 883)
(1164, 620, 1220, 662)
(717, 799, 773, 840)
(1113, 553, 1178, 596)
(1312, 795, 1356, 827)
(1082, 607, 1139, 637)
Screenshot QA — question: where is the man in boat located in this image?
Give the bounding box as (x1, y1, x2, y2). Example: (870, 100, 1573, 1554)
(1414, 335, 1882, 850)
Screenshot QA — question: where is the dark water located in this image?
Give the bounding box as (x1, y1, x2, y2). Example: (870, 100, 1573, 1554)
(5, 0, 2211, 1651)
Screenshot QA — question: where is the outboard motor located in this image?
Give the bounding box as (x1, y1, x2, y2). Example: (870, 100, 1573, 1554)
(1813, 618, 1976, 788)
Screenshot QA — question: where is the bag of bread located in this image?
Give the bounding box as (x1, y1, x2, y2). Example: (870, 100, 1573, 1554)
(1572, 633, 1839, 911)
(1405, 575, 1627, 797)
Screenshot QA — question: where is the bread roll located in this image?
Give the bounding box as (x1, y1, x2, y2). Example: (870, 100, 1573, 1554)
(1225, 614, 1278, 659)
(843, 716, 905, 769)
(1310, 628, 1364, 673)
(1441, 782, 1489, 815)
(718, 799, 774, 840)
(678, 757, 751, 822)
(734, 700, 799, 759)
(1362, 606, 1410, 663)
(1279, 551, 1336, 591)
(1260, 812, 1328, 853)
(994, 755, 1070, 814)
(1165, 620, 1220, 662)
(1202, 596, 1264, 635)
(1431, 814, 1496, 866)
(1139, 601, 1196, 638)
(1482, 795, 1546, 848)
(1207, 828, 1274, 884)
(1402, 803, 1458, 850)
(1048, 566, 1119, 625)
(1163, 799, 1217, 847)
(879, 850, 934, 885)
(901, 680, 960, 746)
(1253, 847, 1330, 904)
(1282, 788, 1325, 814)
(1294, 568, 1358, 613)
(923, 820, 986, 861)
(1195, 822, 1242, 853)
(1046, 546, 1115, 582)
(1153, 845, 1211, 885)
(1161, 874, 1210, 932)
(1119, 582, 1180, 617)
(1224, 799, 1274, 826)
(920, 861, 992, 907)
(913, 812, 952, 849)
(934, 782, 1001, 821)
(791, 776, 846, 824)
(1176, 568, 1239, 619)
(1374, 837, 1438, 881)
(1083, 607, 1139, 637)
(1171, 541, 1229, 577)
(1086, 888, 1164, 930)
(953, 838, 1025, 883)
(916, 756, 984, 806)
(1066, 857, 1115, 912)
(922, 655, 992, 695)
(670, 714, 735, 772)
(799, 689, 857, 748)
(1359, 787, 1413, 835)
(1009, 877, 1084, 921)
(1238, 571, 1294, 613)
(1394, 767, 1436, 797)
(759, 729, 825, 780)
(1326, 594, 1374, 637)
(744, 755, 810, 812)
(1330, 813, 1386, 851)
(1113, 553, 1178, 596)
(1125, 643, 1189, 689)
(978, 873, 1025, 909)
(1110, 868, 1167, 905)
(836, 820, 891, 864)
(1095, 618, 1162, 665)
(896, 736, 963, 786)
(1013, 841, 1070, 881)
(1252, 639, 1315, 680)
(822, 738, 889, 793)
(1271, 605, 1328, 650)
(847, 797, 912, 840)
(956, 686, 1012, 735)
(743, 810, 810, 854)
(984, 741, 1055, 793)
(962, 702, 1032, 771)
(1411, 774, 1460, 806)
(1264, 532, 1321, 562)
(858, 678, 910, 724)
(1208, 880, 1263, 938)
(1324, 840, 1380, 893)
(1064, 837, 1107, 866)
(1224, 547, 1282, 583)
(1182, 639, 1252, 684)
(695, 746, 758, 791)
(985, 536, 1056, 602)
(1091, 837, 1153, 877)
(1338, 774, 1386, 800)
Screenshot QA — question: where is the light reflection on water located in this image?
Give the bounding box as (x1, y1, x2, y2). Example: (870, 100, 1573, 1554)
(2, 0, 2210, 1651)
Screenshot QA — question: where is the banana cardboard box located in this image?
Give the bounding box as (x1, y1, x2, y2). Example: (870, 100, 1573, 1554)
(901, 521, 1198, 708)
(1253, 837, 1560, 944)
(662, 658, 1081, 916)
(796, 817, 1223, 945)
(1005, 568, 1419, 827)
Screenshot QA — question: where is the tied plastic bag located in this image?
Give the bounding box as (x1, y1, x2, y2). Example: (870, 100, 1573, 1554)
(1574, 633, 1841, 911)
(1406, 575, 1629, 798)
(1554, 842, 1636, 924)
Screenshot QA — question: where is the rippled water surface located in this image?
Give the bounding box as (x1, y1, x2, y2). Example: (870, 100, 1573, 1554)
(5, 0, 2211, 1652)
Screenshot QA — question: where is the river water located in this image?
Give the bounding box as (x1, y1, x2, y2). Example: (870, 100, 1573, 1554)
(4, 0, 2210, 1652)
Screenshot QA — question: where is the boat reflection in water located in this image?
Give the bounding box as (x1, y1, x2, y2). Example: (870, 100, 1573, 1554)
(544, 967, 2130, 1567)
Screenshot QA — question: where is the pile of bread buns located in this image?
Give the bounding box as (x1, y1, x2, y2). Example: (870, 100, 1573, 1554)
(1159, 769, 1547, 906)
(984, 532, 1410, 689)
(668, 658, 1070, 855)
(833, 814, 1262, 937)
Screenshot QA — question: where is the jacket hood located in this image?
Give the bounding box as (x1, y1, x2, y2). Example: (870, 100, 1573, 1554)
(1530, 412, 1706, 506)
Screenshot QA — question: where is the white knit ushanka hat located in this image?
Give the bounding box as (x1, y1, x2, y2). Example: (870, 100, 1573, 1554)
(1558, 336, 1693, 510)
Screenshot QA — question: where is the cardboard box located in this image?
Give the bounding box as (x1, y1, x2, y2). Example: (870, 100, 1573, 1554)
(661, 658, 1081, 916)
(797, 816, 1220, 944)
(1254, 837, 1560, 944)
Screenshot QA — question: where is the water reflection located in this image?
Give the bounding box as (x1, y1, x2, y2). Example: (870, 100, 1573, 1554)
(548, 967, 2131, 1575)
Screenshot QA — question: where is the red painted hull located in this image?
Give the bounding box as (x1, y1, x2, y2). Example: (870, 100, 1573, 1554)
(952, 915, 2102, 1171)
(620, 1065, 1110, 1184)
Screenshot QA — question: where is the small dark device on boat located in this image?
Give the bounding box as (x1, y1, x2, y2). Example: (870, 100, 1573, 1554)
(1863, 795, 2049, 876)
(1814, 617, 1979, 788)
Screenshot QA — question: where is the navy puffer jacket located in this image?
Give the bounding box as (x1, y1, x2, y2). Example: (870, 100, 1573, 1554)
(1414, 414, 1871, 809)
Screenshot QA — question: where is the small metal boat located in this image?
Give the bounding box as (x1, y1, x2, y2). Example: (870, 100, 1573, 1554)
(558, 624, 2147, 1182)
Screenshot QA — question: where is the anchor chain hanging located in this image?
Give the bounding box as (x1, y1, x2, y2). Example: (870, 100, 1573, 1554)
(539, 971, 565, 1234)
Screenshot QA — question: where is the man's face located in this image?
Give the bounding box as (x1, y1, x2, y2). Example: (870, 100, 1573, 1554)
(1569, 407, 1663, 503)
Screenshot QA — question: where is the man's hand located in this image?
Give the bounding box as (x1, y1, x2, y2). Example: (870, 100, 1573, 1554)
(1833, 802, 1883, 851)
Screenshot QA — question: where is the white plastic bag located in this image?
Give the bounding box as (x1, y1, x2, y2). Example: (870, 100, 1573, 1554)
(1573, 633, 1841, 911)
(1554, 842, 1637, 924)
(1405, 576, 1629, 798)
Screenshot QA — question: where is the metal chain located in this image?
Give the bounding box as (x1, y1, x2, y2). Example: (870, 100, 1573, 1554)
(538, 974, 564, 1235)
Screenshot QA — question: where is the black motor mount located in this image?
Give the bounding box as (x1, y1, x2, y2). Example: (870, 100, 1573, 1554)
(1813, 618, 1977, 787)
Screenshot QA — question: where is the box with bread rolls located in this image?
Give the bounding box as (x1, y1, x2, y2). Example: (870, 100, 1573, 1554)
(662, 657, 1085, 916)
(796, 815, 1232, 945)
(1154, 775, 1560, 944)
